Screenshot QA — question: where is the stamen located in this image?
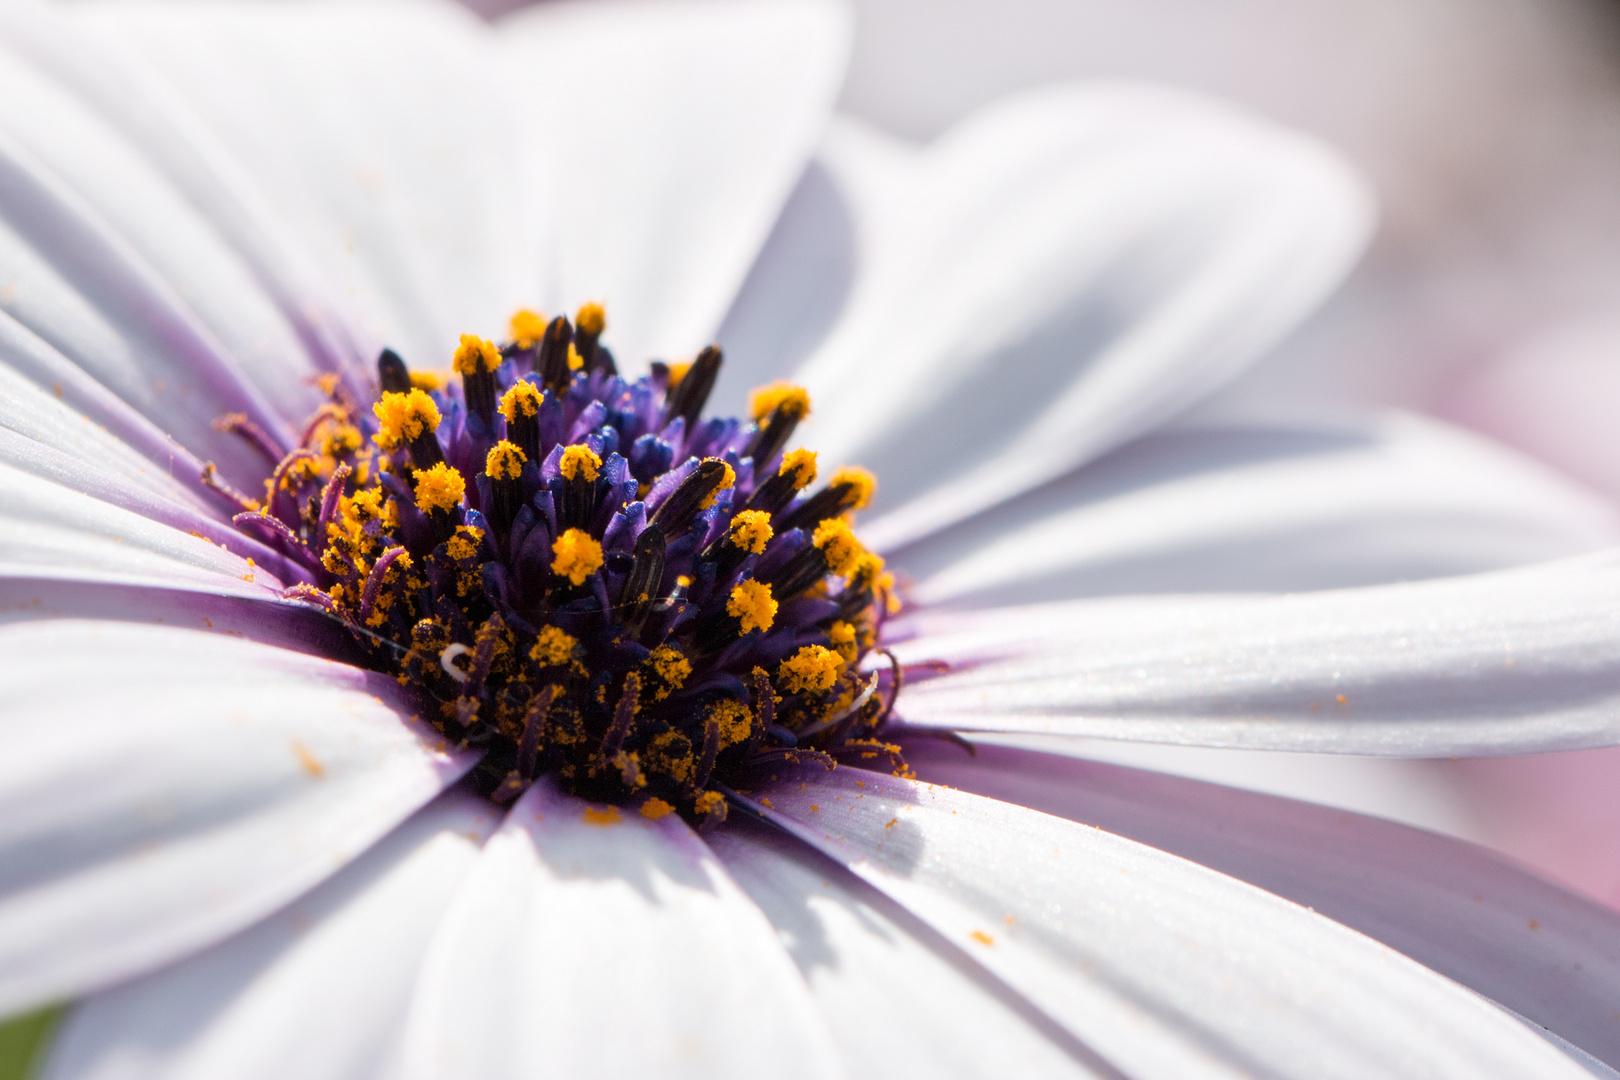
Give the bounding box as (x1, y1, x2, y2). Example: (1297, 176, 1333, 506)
(551, 528, 604, 586)
(373, 390, 445, 470)
(650, 457, 732, 536)
(574, 302, 607, 372)
(779, 465, 876, 532)
(779, 645, 844, 695)
(537, 315, 575, 392)
(726, 579, 777, 634)
(664, 345, 722, 431)
(498, 380, 544, 464)
(452, 334, 502, 430)
(484, 441, 526, 530)
(509, 309, 546, 350)
(619, 524, 666, 637)
(745, 448, 817, 518)
(377, 348, 412, 395)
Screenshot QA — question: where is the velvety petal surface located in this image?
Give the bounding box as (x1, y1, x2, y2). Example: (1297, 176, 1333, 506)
(709, 820, 1109, 1079)
(397, 778, 843, 1080)
(789, 84, 1374, 551)
(0, 620, 474, 1016)
(500, 0, 850, 366)
(39, 791, 498, 1080)
(908, 740, 1620, 1072)
(742, 768, 1588, 1079)
(895, 411, 1620, 607)
(886, 548, 1620, 754)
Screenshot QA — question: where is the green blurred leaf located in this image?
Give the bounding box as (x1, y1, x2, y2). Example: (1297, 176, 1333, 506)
(0, 1007, 61, 1080)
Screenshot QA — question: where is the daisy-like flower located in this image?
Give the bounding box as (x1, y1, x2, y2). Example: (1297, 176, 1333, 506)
(7, 0, 1620, 1077)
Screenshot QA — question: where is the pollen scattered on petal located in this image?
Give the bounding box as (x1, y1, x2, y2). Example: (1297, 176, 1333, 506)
(778, 644, 844, 694)
(552, 528, 603, 585)
(970, 930, 994, 946)
(413, 462, 465, 514)
(582, 805, 621, 826)
(640, 797, 675, 820)
(727, 579, 777, 634)
(749, 381, 811, 422)
(372, 389, 441, 450)
(452, 333, 502, 376)
(485, 440, 526, 481)
(831, 466, 876, 510)
(499, 380, 541, 421)
(559, 444, 602, 482)
(781, 448, 818, 491)
(575, 302, 606, 337)
(812, 518, 865, 578)
(531, 625, 579, 665)
(727, 509, 773, 554)
(509, 308, 546, 347)
(698, 458, 735, 509)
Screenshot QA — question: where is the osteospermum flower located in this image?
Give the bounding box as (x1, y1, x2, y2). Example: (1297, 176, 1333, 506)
(8, 0, 1620, 1077)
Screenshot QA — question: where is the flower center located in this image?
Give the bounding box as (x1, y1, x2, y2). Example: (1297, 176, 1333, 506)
(218, 305, 908, 824)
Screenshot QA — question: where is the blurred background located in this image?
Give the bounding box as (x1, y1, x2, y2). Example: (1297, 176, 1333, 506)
(466, 0, 1620, 903)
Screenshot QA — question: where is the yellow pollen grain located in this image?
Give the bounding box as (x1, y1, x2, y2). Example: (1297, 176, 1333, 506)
(698, 458, 735, 510)
(321, 424, 362, 457)
(551, 528, 603, 586)
(531, 625, 578, 665)
(566, 342, 585, 371)
(372, 389, 441, 450)
(727, 510, 773, 554)
(413, 462, 465, 514)
(640, 797, 675, 820)
(711, 699, 753, 748)
(832, 466, 876, 510)
(485, 440, 526, 481)
(558, 444, 602, 482)
(575, 301, 606, 336)
(408, 370, 446, 392)
(748, 381, 812, 423)
(649, 645, 691, 689)
(727, 579, 777, 634)
(828, 620, 858, 664)
(666, 361, 692, 388)
(452, 333, 502, 376)
(694, 790, 726, 816)
(970, 930, 995, 946)
(509, 307, 546, 347)
(582, 805, 621, 826)
(812, 518, 865, 578)
(499, 380, 541, 422)
(445, 525, 483, 561)
(781, 448, 817, 491)
(778, 645, 844, 695)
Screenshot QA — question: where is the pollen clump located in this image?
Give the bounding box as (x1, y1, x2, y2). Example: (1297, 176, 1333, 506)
(485, 440, 525, 481)
(575, 302, 606, 336)
(409, 371, 445, 392)
(694, 790, 726, 817)
(640, 797, 675, 820)
(831, 466, 876, 510)
(711, 699, 753, 748)
(781, 448, 818, 490)
(698, 458, 735, 510)
(727, 510, 773, 554)
(813, 518, 865, 578)
(551, 528, 603, 585)
(827, 621, 858, 664)
(499, 380, 541, 421)
(413, 463, 465, 514)
(727, 579, 777, 634)
(567, 343, 585, 371)
(649, 645, 691, 691)
(452, 333, 501, 376)
(558, 444, 602, 482)
(372, 389, 440, 450)
(582, 805, 621, 826)
(445, 525, 483, 561)
(749, 381, 812, 422)
(531, 625, 578, 665)
(779, 645, 844, 695)
(509, 308, 546, 347)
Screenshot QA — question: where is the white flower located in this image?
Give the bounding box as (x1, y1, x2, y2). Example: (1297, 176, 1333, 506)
(2, 1, 1620, 1078)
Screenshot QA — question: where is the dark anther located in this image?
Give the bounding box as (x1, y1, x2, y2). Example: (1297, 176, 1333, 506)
(664, 345, 722, 431)
(619, 524, 666, 637)
(406, 428, 446, 472)
(377, 348, 412, 395)
(751, 666, 776, 737)
(489, 468, 524, 535)
(517, 683, 558, 778)
(538, 316, 575, 392)
(506, 391, 542, 465)
(462, 366, 498, 433)
(779, 477, 862, 533)
(745, 401, 802, 473)
(691, 710, 722, 792)
(590, 350, 617, 378)
(745, 460, 808, 519)
(600, 673, 641, 757)
(648, 458, 730, 537)
(575, 325, 602, 373)
(559, 465, 597, 533)
(765, 539, 829, 601)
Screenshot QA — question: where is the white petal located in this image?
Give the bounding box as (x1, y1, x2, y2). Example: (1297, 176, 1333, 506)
(708, 822, 1105, 1079)
(0, 460, 277, 596)
(907, 739, 1620, 1072)
(897, 411, 1620, 608)
(791, 84, 1373, 551)
(887, 550, 1620, 755)
(0, 620, 474, 1015)
(744, 769, 1588, 1079)
(398, 778, 843, 1080)
(40, 791, 498, 1080)
(500, 0, 851, 364)
(77, 0, 538, 370)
